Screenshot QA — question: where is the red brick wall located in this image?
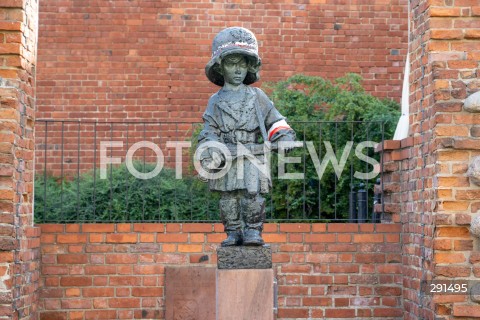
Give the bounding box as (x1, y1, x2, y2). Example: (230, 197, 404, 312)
(399, 1, 436, 318)
(0, 0, 40, 319)
(427, 1, 480, 318)
(35, 0, 408, 123)
(376, 2, 480, 319)
(39, 223, 403, 319)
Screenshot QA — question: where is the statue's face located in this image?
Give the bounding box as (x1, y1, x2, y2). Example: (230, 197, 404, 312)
(220, 54, 248, 87)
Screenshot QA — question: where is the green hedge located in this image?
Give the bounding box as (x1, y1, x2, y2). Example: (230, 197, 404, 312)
(35, 163, 219, 223)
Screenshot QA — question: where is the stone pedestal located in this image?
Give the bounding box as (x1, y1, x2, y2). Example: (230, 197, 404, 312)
(217, 269, 274, 320)
(217, 245, 272, 269)
(165, 266, 216, 320)
(165, 247, 274, 320)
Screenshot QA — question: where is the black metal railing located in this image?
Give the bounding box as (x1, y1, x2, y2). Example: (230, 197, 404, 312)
(34, 120, 385, 223)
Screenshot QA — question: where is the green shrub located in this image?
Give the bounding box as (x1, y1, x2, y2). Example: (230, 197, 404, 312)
(34, 162, 219, 223)
(264, 74, 400, 221)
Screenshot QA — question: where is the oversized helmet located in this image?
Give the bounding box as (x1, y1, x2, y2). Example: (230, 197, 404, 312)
(205, 27, 262, 86)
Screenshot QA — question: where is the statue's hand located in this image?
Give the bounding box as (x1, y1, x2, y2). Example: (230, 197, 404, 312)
(209, 151, 225, 169)
(201, 151, 226, 173)
(197, 174, 208, 183)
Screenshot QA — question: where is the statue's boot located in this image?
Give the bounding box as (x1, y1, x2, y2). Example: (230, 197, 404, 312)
(221, 230, 243, 247)
(243, 229, 264, 246)
(241, 195, 265, 246)
(220, 197, 242, 247)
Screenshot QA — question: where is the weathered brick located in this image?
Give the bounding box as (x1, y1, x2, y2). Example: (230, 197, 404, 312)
(356, 253, 386, 263)
(133, 265, 164, 275)
(41, 224, 64, 233)
(60, 277, 92, 287)
(116, 224, 131, 232)
(263, 233, 287, 243)
(65, 224, 80, 233)
(375, 140, 400, 152)
(105, 254, 138, 264)
(455, 213, 471, 225)
(0, 189, 14, 201)
(57, 234, 87, 244)
(105, 234, 137, 243)
(82, 288, 114, 297)
(133, 223, 165, 233)
(165, 224, 181, 233)
(438, 150, 470, 161)
(108, 298, 141, 308)
(131, 287, 163, 297)
(57, 254, 87, 264)
(182, 223, 213, 233)
(435, 125, 469, 137)
(436, 265, 471, 277)
(189, 253, 210, 263)
(448, 60, 478, 69)
(278, 308, 309, 318)
(84, 310, 117, 319)
(206, 233, 224, 243)
(157, 233, 188, 243)
(325, 308, 355, 318)
(303, 275, 333, 284)
(302, 297, 331, 306)
(434, 239, 452, 250)
(430, 7, 461, 17)
(305, 234, 336, 243)
(327, 223, 358, 233)
(441, 201, 470, 211)
(109, 276, 141, 286)
(85, 265, 116, 275)
(454, 305, 480, 317)
(329, 264, 359, 273)
(465, 29, 480, 39)
(279, 223, 311, 233)
(435, 252, 466, 264)
(373, 308, 403, 317)
(176, 244, 202, 253)
(311, 224, 327, 232)
(39, 312, 67, 320)
(353, 234, 384, 243)
(436, 227, 470, 238)
(430, 29, 463, 40)
(82, 224, 115, 233)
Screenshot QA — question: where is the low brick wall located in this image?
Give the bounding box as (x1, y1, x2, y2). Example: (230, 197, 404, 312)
(39, 223, 402, 319)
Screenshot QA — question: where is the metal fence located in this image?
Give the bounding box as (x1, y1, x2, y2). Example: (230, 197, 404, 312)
(34, 120, 385, 223)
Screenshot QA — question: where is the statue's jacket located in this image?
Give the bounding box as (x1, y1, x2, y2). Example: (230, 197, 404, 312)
(198, 85, 293, 195)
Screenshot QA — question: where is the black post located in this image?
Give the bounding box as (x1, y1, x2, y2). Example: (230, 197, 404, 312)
(372, 178, 382, 223)
(357, 183, 367, 223)
(349, 184, 357, 222)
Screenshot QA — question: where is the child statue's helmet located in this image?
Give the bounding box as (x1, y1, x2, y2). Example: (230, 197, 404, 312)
(205, 27, 261, 86)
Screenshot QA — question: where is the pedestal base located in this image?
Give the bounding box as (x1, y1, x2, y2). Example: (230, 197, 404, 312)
(217, 269, 274, 320)
(165, 267, 216, 320)
(217, 245, 272, 269)
(165, 266, 274, 320)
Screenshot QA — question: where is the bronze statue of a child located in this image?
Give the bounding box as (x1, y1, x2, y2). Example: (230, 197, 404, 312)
(198, 27, 295, 247)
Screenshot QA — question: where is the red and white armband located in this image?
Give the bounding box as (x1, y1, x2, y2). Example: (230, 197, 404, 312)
(267, 119, 293, 141)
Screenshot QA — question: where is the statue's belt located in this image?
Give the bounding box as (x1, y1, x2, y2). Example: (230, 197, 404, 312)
(223, 143, 277, 158)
